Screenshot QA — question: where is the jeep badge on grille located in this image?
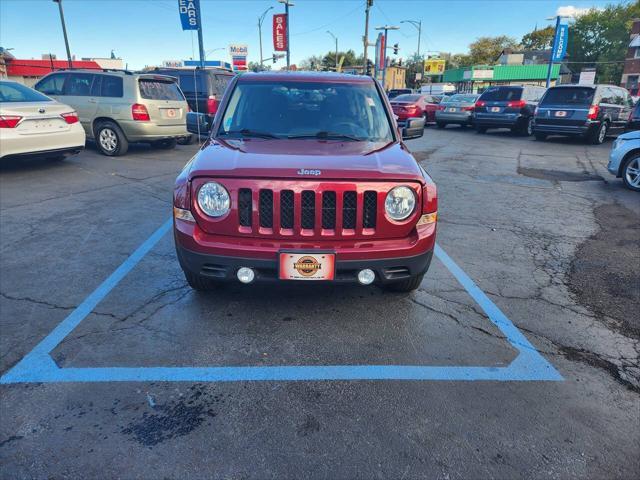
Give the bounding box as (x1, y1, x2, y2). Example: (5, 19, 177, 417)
(297, 169, 321, 176)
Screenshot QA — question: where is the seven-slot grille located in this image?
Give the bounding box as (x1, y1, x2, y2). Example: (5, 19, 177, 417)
(240, 188, 380, 235)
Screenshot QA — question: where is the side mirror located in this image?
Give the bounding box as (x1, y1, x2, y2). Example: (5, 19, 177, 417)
(402, 116, 425, 140)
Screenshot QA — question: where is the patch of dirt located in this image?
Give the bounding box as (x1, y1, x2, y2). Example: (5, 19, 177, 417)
(518, 166, 603, 182)
(569, 204, 640, 339)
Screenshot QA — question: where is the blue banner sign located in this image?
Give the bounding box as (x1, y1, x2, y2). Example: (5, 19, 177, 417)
(552, 21, 569, 62)
(178, 0, 200, 30)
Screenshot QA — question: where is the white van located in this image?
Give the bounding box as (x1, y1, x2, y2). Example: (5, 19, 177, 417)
(420, 83, 456, 96)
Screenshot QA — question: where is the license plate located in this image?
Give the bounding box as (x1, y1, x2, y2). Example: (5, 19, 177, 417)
(555, 110, 567, 117)
(448, 107, 457, 112)
(279, 252, 335, 281)
(165, 108, 176, 118)
(491, 106, 501, 113)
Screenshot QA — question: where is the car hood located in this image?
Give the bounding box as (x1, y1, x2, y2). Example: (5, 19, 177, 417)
(618, 130, 640, 141)
(187, 139, 426, 183)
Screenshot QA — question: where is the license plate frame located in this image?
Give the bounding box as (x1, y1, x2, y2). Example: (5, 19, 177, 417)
(554, 110, 567, 117)
(278, 251, 336, 281)
(491, 106, 501, 113)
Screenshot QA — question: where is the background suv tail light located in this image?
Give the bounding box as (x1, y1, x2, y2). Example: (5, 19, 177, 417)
(0, 115, 22, 128)
(132, 103, 150, 121)
(587, 105, 599, 120)
(207, 95, 218, 115)
(462, 106, 474, 111)
(507, 100, 527, 109)
(60, 112, 79, 124)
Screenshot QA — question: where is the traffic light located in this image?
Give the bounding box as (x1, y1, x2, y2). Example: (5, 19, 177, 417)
(367, 0, 373, 6)
(273, 54, 277, 64)
(393, 43, 399, 55)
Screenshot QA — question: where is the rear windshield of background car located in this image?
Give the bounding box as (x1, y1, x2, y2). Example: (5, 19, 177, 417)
(540, 87, 595, 106)
(0, 82, 52, 102)
(394, 94, 421, 102)
(480, 87, 522, 102)
(138, 80, 185, 101)
(450, 94, 478, 103)
(178, 74, 207, 95)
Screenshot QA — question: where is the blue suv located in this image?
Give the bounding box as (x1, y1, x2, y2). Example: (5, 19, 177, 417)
(474, 85, 546, 136)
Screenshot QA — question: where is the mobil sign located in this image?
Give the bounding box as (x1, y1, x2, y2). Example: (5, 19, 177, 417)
(229, 44, 248, 72)
(178, 0, 200, 30)
(273, 14, 287, 51)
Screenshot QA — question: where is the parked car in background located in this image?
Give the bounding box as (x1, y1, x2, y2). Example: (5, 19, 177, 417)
(174, 72, 435, 292)
(388, 88, 413, 99)
(419, 83, 456, 96)
(533, 85, 633, 144)
(151, 67, 234, 138)
(474, 85, 545, 136)
(390, 94, 441, 125)
(625, 101, 640, 132)
(435, 93, 480, 128)
(0, 80, 85, 161)
(608, 130, 640, 191)
(34, 70, 190, 156)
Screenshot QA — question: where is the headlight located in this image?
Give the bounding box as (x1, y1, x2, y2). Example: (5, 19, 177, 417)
(385, 186, 416, 221)
(197, 182, 230, 217)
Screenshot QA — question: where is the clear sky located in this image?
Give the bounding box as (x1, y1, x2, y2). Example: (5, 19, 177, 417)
(1, 0, 619, 70)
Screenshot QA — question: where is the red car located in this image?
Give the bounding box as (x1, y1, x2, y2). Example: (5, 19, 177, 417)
(391, 94, 442, 123)
(173, 72, 437, 292)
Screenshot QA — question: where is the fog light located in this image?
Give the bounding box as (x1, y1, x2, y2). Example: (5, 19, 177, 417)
(237, 267, 255, 284)
(357, 269, 375, 285)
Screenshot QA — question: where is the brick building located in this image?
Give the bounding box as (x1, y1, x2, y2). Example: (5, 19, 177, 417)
(621, 18, 640, 95)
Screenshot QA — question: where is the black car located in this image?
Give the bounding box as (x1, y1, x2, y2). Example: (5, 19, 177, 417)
(388, 88, 413, 99)
(151, 67, 234, 137)
(533, 84, 633, 144)
(473, 85, 546, 135)
(626, 100, 640, 132)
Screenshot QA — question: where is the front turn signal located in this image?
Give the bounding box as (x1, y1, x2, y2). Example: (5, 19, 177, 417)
(416, 212, 437, 226)
(173, 207, 195, 222)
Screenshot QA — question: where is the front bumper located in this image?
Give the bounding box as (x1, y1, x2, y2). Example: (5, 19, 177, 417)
(176, 244, 433, 284)
(174, 218, 436, 284)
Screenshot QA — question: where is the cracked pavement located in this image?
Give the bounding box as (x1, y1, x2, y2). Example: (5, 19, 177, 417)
(1, 131, 638, 479)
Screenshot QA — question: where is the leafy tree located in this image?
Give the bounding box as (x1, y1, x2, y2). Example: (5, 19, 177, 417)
(521, 26, 555, 50)
(247, 61, 271, 72)
(298, 54, 325, 71)
(566, 2, 639, 84)
(321, 49, 359, 70)
(468, 35, 520, 65)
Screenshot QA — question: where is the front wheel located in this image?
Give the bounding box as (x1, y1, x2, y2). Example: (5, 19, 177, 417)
(521, 117, 534, 136)
(383, 273, 424, 293)
(622, 153, 640, 192)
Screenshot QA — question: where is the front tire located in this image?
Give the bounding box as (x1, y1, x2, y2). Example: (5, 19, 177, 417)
(95, 121, 128, 156)
(520, 117, 534, 136)
(384, 273, 424, 293)
(184, 270, 216, 291)
(621, 153, 640, 192)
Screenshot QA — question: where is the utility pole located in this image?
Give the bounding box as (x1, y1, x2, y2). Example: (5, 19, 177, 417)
(258, 6, 273, 64)
(363, 0, 372, 75)
(375, 25, 399, 89)
(327, 31, 338, 70)
(195, 0, 205, 68)
(400, 19, 422, 58)
(52, 0, 72, 68)
(278, 0, 294, 70)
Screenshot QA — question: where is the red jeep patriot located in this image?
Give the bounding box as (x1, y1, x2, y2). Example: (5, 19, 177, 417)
(173, 72, 437, 292)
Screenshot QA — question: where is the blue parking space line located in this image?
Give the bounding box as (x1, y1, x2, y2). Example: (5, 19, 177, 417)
(0, 218, 562, 384)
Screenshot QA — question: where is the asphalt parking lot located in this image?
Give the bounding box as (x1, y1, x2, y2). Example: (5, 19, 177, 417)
(1, 128, 638, 478)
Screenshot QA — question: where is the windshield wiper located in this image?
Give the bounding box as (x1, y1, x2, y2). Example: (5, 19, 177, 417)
(287, 131, 363, 141)
(220, 129, 280, 139)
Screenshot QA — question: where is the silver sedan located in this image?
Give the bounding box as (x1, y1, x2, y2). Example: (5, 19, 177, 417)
(435, 94, 480, 128)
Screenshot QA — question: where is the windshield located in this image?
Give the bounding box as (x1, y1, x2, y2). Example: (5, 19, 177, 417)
(480, 87, 522, 102)
(218, 81, 394, 142)
(449, 94, 479, 103)
(394, 94, 421, 102)
(540, 87, 595, 106)
(0, 82, 52, 103)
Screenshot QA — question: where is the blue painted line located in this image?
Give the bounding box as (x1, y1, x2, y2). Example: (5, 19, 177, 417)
(0, 218, 562, 384)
